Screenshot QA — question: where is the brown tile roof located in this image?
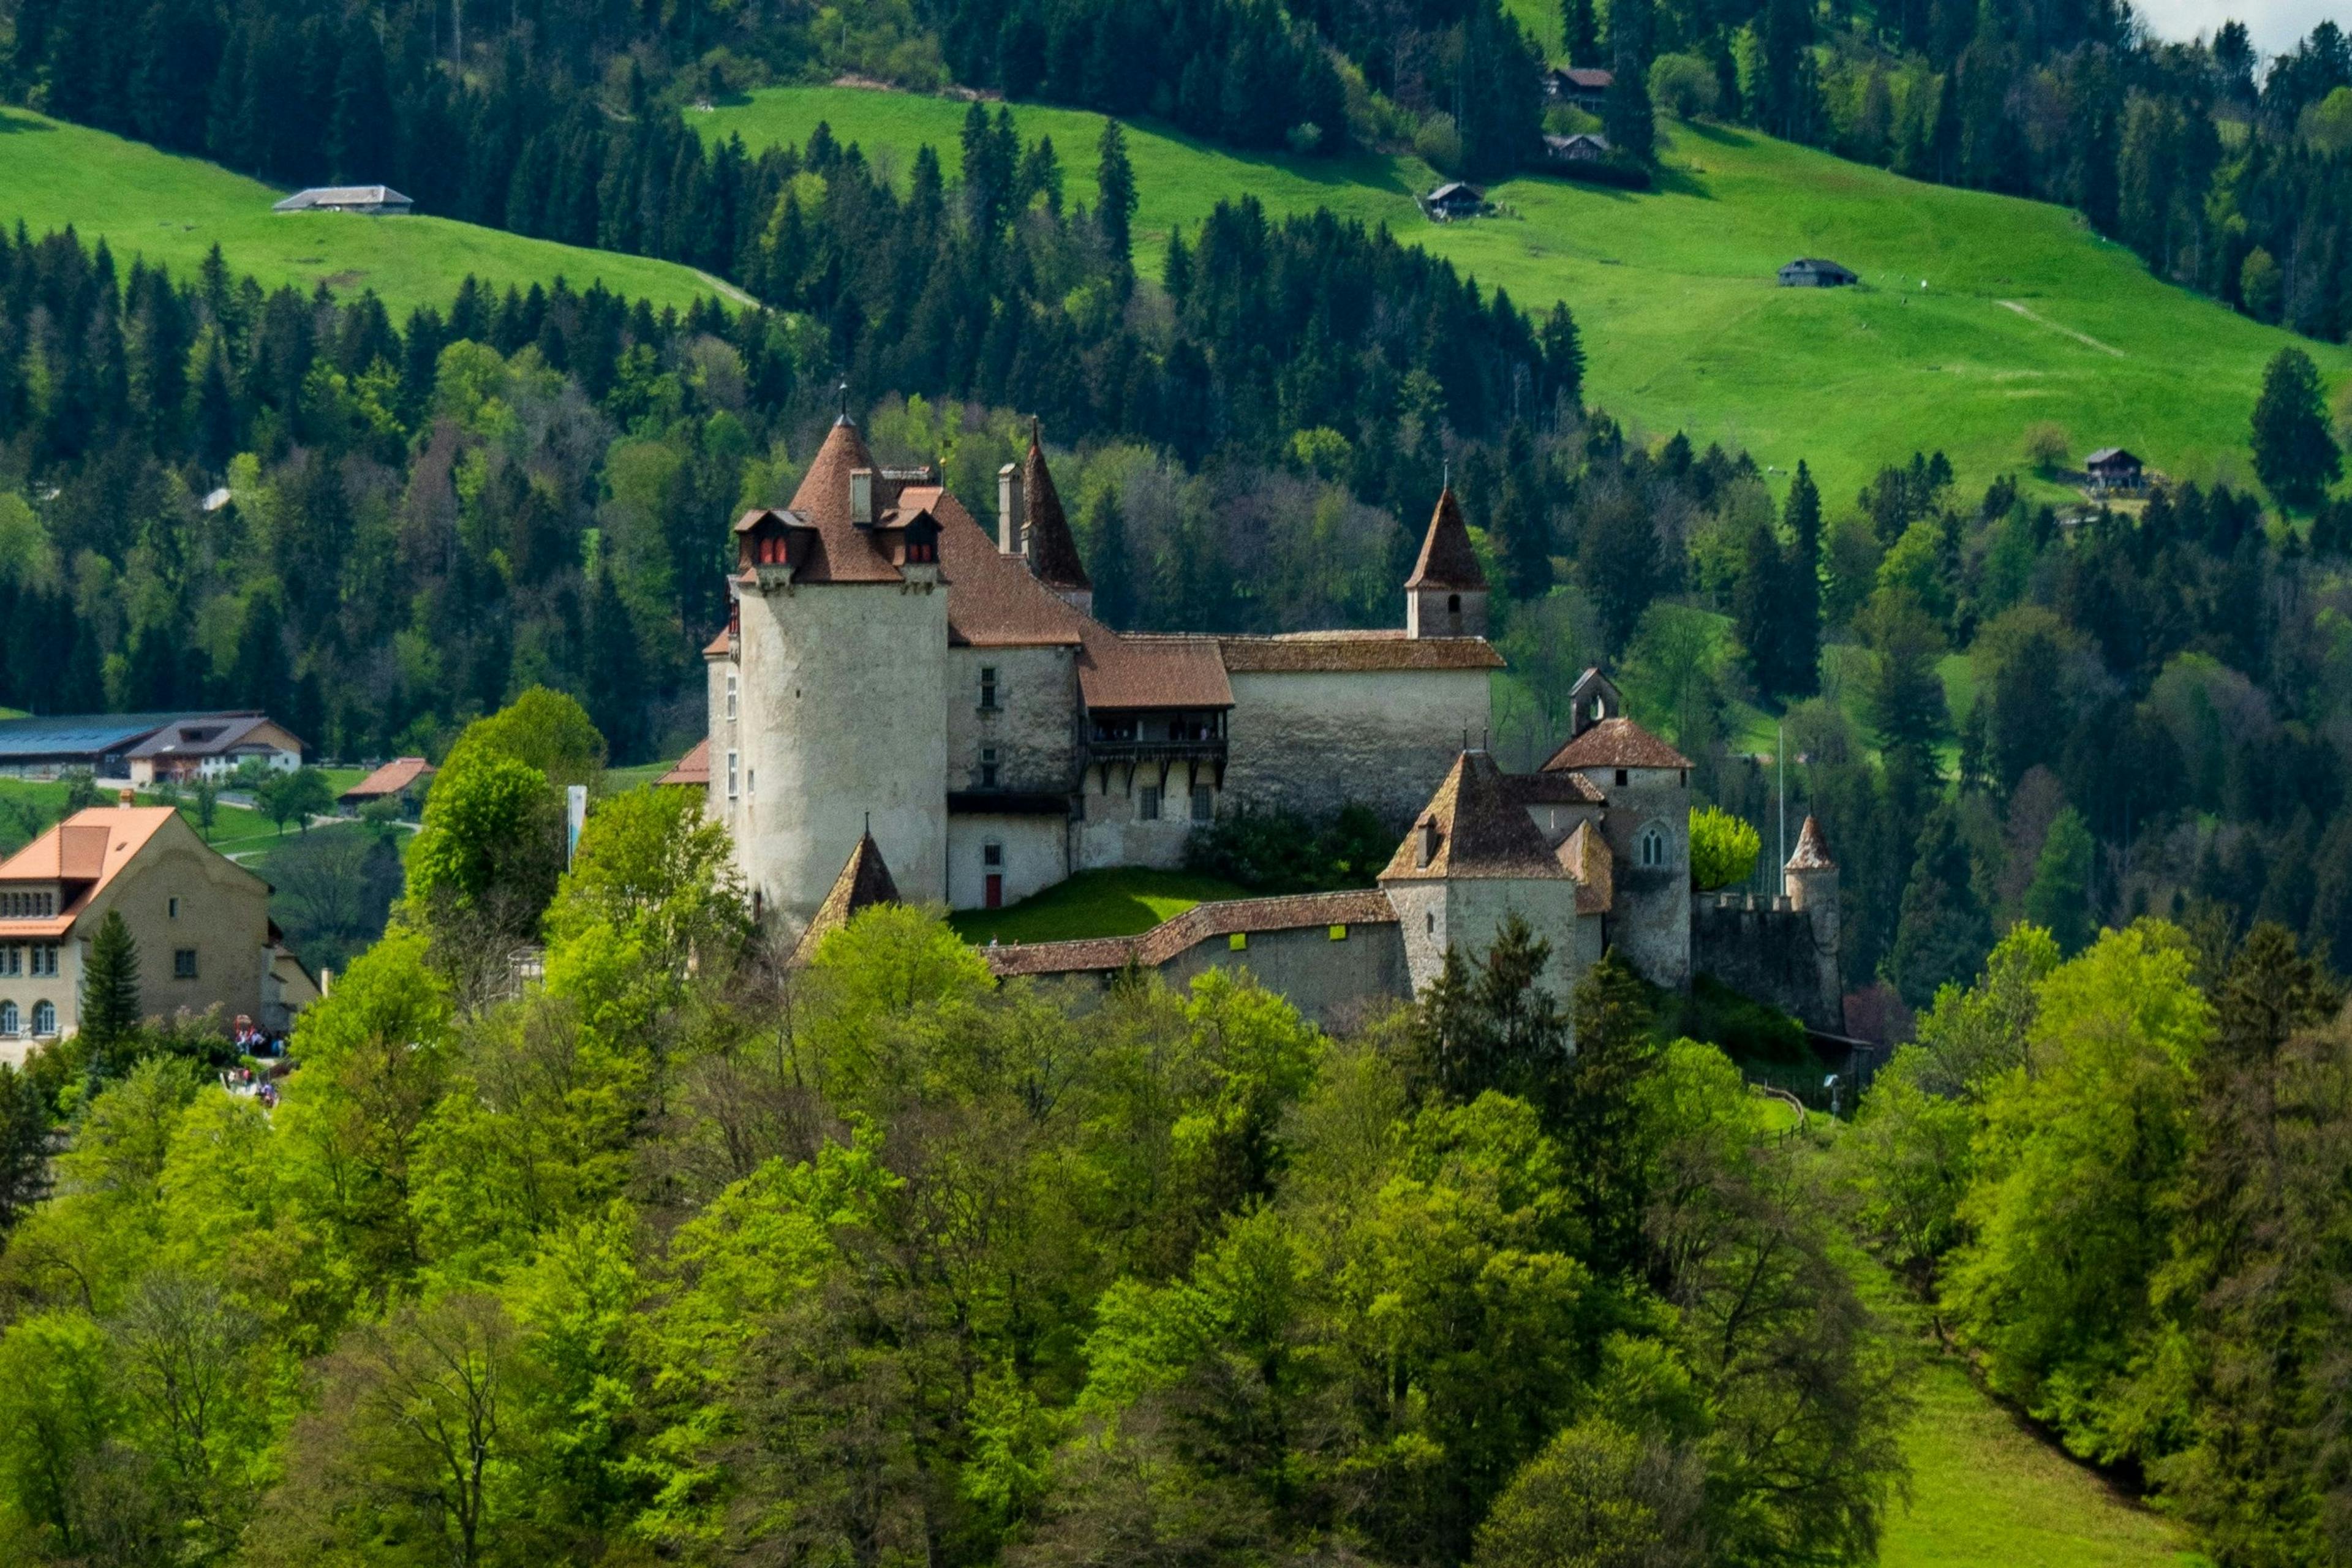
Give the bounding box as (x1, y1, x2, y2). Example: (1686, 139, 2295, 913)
(341, 756, 435, 802)
(1542, 717, 1693, 773)
(789, 831, 902, 966)
(1380, 752, 1570, 881)
(1501, 770, 1607, 807)
(658, 739, 710, 787)
(982, 888, 1398, 978)
(1404, 487, 1487, 592)
(765, 420, 907, 585)
(1216, 630, 1504, 674)
(0, 807, 192, 937)
(1021, 431, 1090, 592)
(1081, 630, 1234, 710)
(935, 497, 1088, 649)
(703, 627, 735, 657)
(1785, 814, 1836, 870)
(1558, 820, 1613, 914)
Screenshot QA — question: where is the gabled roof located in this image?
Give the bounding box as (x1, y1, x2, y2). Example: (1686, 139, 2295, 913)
(0, 807, 192, 937)
(1021, 431, 1091, 592)
(790, 831, 902, 966)
(1404, 487, 1488, 593)
(1785, 814, 1836, 871)
(1381, 751, 1570, 882)
(341, 756, 435, 801)
(1501, 769, 1607, 807)
(658, 739, 711, 788)
(1080, 631, 1234, 710)
(272, 186, 412, 211)
(1555, 66, 1613, 88)
(935, 498, 1089, 649)
(1542, 717, 1693, 773)
(2084, 447, 2139, 466)
(124, 712, 301, 761)
(1427, 182, 1484, 205)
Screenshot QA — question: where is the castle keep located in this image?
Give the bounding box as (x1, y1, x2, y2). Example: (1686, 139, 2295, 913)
(682, 416, 1841, 1027)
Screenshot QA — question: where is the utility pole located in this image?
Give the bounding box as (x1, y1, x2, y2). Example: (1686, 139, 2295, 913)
(1777, 720, 1786, 886)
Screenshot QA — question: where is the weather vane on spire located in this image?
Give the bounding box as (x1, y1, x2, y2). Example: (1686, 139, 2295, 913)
(836, 380, 850, 420)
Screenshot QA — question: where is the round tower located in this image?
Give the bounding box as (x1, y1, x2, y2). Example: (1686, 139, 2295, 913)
(1782, 815, 1842, 1028)
(731, 415, 948, 929)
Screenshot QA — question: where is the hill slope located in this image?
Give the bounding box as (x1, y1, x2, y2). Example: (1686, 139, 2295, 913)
(701, 86, 2347, 503)
(0, 108, 729, 314)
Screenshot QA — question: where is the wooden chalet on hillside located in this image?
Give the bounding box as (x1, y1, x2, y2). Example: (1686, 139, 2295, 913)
(1543, 66, 1613, 110)
(1778, 257, 1858, 287)
(1423, 182, 1486, 220)
(2085, 447, 2144, 494)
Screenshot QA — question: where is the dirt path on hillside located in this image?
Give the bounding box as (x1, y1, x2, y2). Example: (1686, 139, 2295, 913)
(1998, 299, 2126, 358)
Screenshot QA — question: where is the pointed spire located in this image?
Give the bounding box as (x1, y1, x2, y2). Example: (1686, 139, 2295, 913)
(1404, 485, 1487, 592)
(1379, 750, 1565, 881)
(1019, 422, 1091, 592)
(789, 416, 878, 527)
(1785, 815, 1836, 871)
(789, 830, 903, 966)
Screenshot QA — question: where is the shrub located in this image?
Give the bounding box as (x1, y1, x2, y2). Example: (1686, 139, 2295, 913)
(1648, 53, 1720, 119)
(2021, 421, 2070, 473)
(1185, 804, 1393, 893)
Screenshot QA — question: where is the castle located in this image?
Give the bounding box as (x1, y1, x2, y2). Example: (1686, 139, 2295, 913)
(675, 413, 1842, 1029)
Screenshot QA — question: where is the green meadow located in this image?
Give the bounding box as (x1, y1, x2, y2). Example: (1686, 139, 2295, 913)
(946, 866, 1250, 944)
(700, 85, 2349, 504)
(0, 108, 729, 315)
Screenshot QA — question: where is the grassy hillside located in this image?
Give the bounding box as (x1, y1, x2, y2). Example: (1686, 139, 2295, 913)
(0, 108, 729, 315)
(701, 85, 2349, 505)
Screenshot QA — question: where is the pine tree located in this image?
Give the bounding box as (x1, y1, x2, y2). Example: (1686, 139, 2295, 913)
(1086, 489, 1135, 629)
(1539, 301, 1584, 413)
(1783, 461, 1823, 696)
(1887, 804, 1992, 1006)
(1604, 56, 1656, 164)
(1735, 513, 1789, 699)
(2250, 347, 2342, 511)
(1561, 949, 1658, 1276)
(1095, 118, 1138, 276)
(79, 910, 143, 1063)
(2022, 806, 2096, 954)
(1562, 0, 1597, 64)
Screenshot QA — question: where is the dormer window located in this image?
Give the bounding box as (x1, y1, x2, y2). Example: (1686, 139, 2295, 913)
(1417, 816, 1441, 868)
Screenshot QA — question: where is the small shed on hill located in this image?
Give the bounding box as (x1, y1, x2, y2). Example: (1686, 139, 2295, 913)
(1542, 132, 1611, 163)
(1544, 66, 1613, 110)
(2085, 447, 2144, 494)
(1779, 258, 1858, 287)
(273, 186, 414, 214)
(1424, 182, 1486, 220)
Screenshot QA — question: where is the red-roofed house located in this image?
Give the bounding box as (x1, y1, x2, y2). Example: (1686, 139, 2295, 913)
(0, 804, 315, 1062)
(340, 757, 437, 815)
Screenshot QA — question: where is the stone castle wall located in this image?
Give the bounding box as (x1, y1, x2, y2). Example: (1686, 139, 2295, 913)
(1223, 668, 1491, 827)
(1690, 894, 1841, 1031)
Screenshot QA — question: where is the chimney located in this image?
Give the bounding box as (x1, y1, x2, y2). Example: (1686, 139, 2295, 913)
(998, 462, 1023, 556)
(850, 469, 875, 526)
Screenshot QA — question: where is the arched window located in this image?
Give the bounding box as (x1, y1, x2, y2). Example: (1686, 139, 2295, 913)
(1639, 824, 1667, 869)
(0, 1001, 15, 1036)
(1447, 593, 1461, 613)
(31, 1000, 55, 1036)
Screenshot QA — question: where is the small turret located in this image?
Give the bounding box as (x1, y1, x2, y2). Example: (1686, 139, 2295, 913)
(1783, 815, 1842, 1023)
(1404, 486, 1488, 638)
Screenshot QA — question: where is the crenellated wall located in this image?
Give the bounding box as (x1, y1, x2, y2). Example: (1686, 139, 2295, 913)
(1689, 892, 1841, 1031)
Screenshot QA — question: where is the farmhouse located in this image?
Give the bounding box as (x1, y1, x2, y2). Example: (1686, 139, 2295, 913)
(123, 712, 306, 785)
(1542, 132, 1611, 163)
(0, 801, 317, 1063)
(1779, 257, 1858, 287)
(2085, 447, 2144, 494)
(0, 710, 300, 781)
(339, 756, 437, 815)
(271, 186, 414, 214)
(1423, 182, 1485, 219)
(1543, 66, 1613, 110)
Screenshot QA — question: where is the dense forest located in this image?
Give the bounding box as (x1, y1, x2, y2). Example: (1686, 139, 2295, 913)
(0, 690, 1906, 1568)
(10, 0, 2352, 345)
(1844, 917, 2352, 1567)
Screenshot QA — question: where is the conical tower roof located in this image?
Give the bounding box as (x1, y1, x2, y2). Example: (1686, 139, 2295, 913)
(788, 415, 878, 530)
(1404, 486, 1488, 592)
(789, 830, 902, 965)
(1021, 426, 1091, 591)
(1785, 815, 1836, 871)
(1380, 750, 1566, 881)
